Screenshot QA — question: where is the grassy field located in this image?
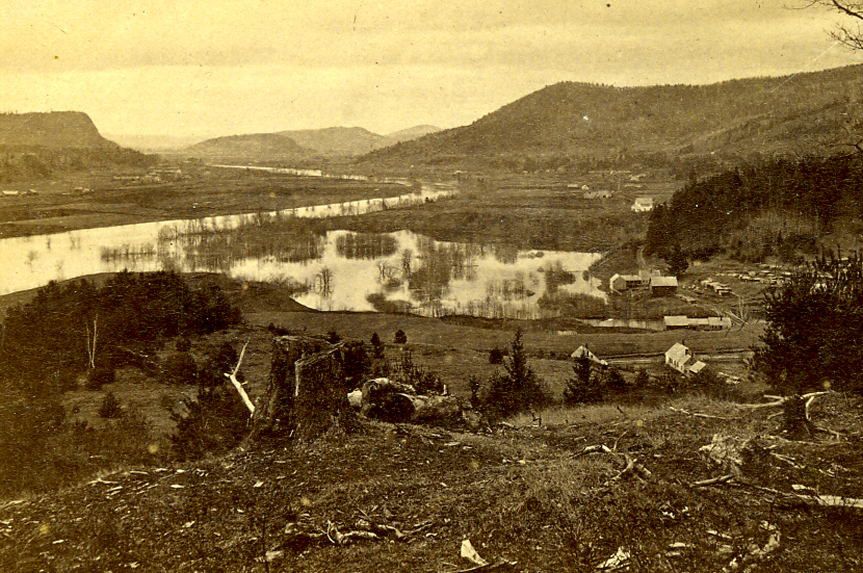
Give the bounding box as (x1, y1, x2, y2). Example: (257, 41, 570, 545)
(0, 166, 407, 238)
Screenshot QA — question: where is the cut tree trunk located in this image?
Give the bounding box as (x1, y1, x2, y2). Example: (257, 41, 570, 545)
(783, 394, 811, 438)
(248, 335, 356, 442)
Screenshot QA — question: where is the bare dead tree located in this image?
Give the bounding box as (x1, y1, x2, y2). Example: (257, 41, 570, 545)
(85, 314, 98, 369)
(810, 1, 863, 50)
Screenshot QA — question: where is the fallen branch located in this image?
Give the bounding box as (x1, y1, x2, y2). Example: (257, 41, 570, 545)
(740, 391, 831, 411)
(669, 406, 736, 421)
(224, 339, 255, 415)
(692, 474, 735, 487)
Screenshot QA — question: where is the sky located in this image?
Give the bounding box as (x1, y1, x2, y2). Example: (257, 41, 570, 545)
(1, 0, 861, 141)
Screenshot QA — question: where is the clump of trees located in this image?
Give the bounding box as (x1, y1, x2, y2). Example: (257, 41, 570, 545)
(0, 271, 241, 390)
(755, 253, 863, 432)
(757, 253, 863, 395)
(563, 355, 627, 405)
(393, 329, 408, 344)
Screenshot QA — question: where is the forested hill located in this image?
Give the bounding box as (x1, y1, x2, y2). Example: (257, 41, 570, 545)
(0, 112, 155, 183)
(645, 154, 863, 264)
(359, 64, 863, 171)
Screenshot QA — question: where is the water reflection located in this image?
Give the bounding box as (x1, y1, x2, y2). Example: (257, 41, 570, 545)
(0, 182, 607, 319)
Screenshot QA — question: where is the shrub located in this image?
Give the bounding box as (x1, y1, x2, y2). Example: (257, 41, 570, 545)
(370, 332, 384, 359)
(98, 391, 123, 419)
(87, 367, 116, 390)
(164, 352, 198, 385)
(326, 330, 341, 344)
(171, 384, 249, 461)
(175, 337, 192, 352)
(393, 329, 407, 344)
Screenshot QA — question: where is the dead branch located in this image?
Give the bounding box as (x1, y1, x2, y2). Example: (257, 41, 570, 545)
(224, 339, 255, 415)
(739, 391, 831, 411)
(669, 406, 736, 421)
(692, 474, 735, 487)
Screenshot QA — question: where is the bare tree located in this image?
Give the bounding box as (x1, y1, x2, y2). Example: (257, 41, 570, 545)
(811, 1, 863, 50)
(809, 2, 863, 153)
(85, 315, 98, 369)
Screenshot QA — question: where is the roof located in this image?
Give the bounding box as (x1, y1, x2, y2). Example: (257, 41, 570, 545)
(634, 197, 654, 205)
(571, 345, 608, 366)
(689, 361, 708, 374)
(650, 276, 679, 288)
(664, 315, 690, 327)
(665, 342, 691, 363)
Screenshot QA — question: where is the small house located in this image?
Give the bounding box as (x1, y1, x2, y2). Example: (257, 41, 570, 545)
(631, 197, 654, 212)
(649, 276, 678, 297)
(571, 345, 608, 367)
(665, 343, 693, 374)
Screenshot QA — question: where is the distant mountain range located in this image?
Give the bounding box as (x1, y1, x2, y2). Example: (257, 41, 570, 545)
(360, 64, 863, 170)
(0, 112, 155, 183)
(184, 125, 441, 161)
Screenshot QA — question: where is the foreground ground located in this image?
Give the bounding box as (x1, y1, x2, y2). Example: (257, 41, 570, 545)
(1, 394, 861, 572)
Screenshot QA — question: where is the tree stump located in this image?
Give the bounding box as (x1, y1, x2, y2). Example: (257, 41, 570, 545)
(783, 394, 811, 438)
(248, 335, 353, 442)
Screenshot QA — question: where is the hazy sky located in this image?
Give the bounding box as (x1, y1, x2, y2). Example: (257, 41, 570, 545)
(1, 0, 861, 140)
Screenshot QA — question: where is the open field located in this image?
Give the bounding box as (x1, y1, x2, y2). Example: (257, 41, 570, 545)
(0, 166, 407, 238)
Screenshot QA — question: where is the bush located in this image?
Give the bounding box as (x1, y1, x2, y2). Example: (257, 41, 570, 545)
(87, 367, 116, 390)
(489, 347, 504, 364)
(164, 352, 198, 385)
(370, 332, 384, 359)
(482, 329, 545, 419)
(393, 329, 407, 344)
(98, 391, 123, 419)
(326, 330, 341, 344)
(175, 337, 192, 352)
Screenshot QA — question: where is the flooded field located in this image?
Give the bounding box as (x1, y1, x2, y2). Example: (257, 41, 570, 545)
(0, 181, 607, 318)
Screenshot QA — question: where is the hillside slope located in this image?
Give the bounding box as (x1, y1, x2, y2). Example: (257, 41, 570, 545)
(185, 133, 314, 162)
(0, 112, 155, 183)
(278, 126, 392, 156)
(0, 111, 116, 148)
(2, 398, 861, 572)
(360, 64, 863, 169)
